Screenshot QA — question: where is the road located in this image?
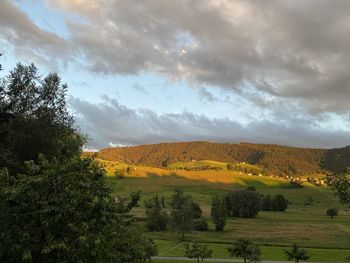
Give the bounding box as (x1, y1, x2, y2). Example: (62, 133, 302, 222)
(152, 256, 322, 263)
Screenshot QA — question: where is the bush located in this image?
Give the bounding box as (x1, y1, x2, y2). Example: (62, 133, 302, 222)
(272, 194, 289, 212)
(326, 208, 338, 219)
(193, 217, 209, 231)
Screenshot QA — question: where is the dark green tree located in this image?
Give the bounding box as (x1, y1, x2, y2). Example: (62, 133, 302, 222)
(261, 195, 272, 211)
(326, 174, 350, 204)
(144, 195, 169, 231)
(193, 216, 209, 231)
(169, 189, 196, 240)
(272, 194, 289, 212)
(326, 208, 338, 219)
(226, 190, 261, 218)
(284, 243, 310, 263)
(184, 242, 212, 262)
(0, 156, 154, 262)
(211, 195, 227, 231)
(0, 63, 155, 263)
(191, 200, 203, 219)
(228, 239, 261, 263)
(0, 63, 85, 174)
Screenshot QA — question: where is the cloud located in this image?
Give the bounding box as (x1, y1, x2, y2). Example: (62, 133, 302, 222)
(0, 0, 69, 69)
(3, 0, 350, 149)
(70, 96, 350, 149)
(45, 0, 350, 115)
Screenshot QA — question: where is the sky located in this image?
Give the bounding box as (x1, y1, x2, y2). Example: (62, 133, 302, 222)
(1, 0, 350, 150)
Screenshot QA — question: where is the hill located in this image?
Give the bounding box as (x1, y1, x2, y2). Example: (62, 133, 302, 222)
(95, 141, 350, 176)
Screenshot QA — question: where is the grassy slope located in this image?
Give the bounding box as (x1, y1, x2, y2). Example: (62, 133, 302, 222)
(100, 159, 350, 261)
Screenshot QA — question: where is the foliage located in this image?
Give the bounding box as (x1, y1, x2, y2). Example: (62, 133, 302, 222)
(191, 201, 203, 219)
(211, 195, 227, 231)
(96, 141, 343, 176)
(261, 194, 272, 211)
(145, 195, 169, 231)
(0, 63, 85, 174)
(169, 189, 197, 240)
(0, 156, 155, 262)
(226, 190, 261, 218)
(272, 194, 289, 212)
(284, 243, 310, 263)
(184, 242, 212, 262)
(261, 194, 288, 212)
(304, 196, 314, 206)
(193, 217, 209, 231)
(227, 162, 263, 175)
(326, 174, 350, 204)
(326, 208, 338, 219)
(0, 63, 156, 263)
(228, 239, 261, 263)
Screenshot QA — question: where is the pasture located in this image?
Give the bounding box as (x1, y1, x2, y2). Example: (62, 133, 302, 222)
(101, 160, 350, 261)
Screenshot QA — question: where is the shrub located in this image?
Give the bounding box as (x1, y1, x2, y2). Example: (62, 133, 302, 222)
(193, 217, 209, 231)
(326, 208, 338, 219)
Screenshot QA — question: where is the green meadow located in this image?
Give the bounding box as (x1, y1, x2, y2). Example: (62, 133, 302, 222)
(104, 164, 350, 262)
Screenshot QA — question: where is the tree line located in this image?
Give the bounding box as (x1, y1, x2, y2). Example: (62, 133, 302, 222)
(143, 187, 290, 239)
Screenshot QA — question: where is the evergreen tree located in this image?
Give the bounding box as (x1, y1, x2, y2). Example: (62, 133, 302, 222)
(211, 195, 227, 231)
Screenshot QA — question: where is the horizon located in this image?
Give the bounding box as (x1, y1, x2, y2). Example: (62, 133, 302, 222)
(87, 139, 350, 152)
(1, 0, 350, 149)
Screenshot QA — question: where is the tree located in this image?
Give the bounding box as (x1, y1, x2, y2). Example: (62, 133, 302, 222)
(193, 217, 209, 231)
(272, 194, 289, 212)
(0, 63, 155, 262)
(0, 63, 84, 174)
(226, 190, 261, 218)
(191, 201, 203, 219)
(228, 239, 261, 263)
(326, 208, 338, 219)
(304, 196, 314, 206)
(169, 189, 196, 240)
(184, 242, 212, 262)
(144, 195, 169, 231)
(284, 243, 310, 263)
(0, 156, 155, 262)
(248, 244, 262, 263)
(211, 195, 227, 231)
(261, 195, 272, 211)
(326, 174, 350, 204)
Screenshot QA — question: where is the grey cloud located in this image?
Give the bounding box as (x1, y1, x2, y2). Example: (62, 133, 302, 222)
(0, 0, 70, 69)
(69, 96, 350, 149)
(46, 0, 350, 115)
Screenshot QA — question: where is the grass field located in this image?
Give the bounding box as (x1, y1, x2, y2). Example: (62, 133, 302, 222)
(100, 159, 350, 261)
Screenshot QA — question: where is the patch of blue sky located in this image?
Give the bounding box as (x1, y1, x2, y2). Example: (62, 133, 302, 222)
(14, 0, 70, 38)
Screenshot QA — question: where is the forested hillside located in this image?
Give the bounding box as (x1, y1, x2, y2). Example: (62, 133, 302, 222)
(95, 141, 350, 176)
